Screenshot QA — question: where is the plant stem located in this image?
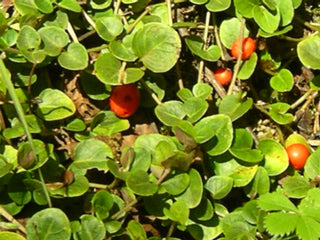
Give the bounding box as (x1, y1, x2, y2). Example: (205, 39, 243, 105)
(67, 22, 79, 43)
(140, 79, 162, 105)
(126, 7, 151, 34)
(227, 18, 245, 95)
(197, 11, 211, 83)
(166, 0, 173, 26)
(0, 205, 26, 234)
(212, 13, 225, 61)
(111, 197, 139, 220)
(290, 89, 316, 109)
(86, 44, 109, 53)
(166, 222, 176, 240)
(0, 58, 52, 208)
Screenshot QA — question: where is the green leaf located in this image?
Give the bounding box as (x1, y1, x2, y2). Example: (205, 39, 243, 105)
(192, 82, 212, 100)
(94, 53, 144, 85)
(96, 15, 123, 42)
(109, 40, 138, 62)
(0, 155, 13, 178)
(277, 0, 294, 26)
(50, 175, 89, 198)
(253, 5, 280, 33)
(182, 97, 208, 123)
(13, 0, 38, 15)
(92, 190, 114, 220)
(161, 172, 190, 195)
(90, 0, 112, 9)
(229, 128, 263, 163)
(296, 215, 320, 240)
(237, 53, 258, 79)
(175, 168, 203, 208)
(218, 94, 253, 121)
(34, 0, 53, 13)
(38, 26, 69, 56)
(205, 175, 233, 199)
(126, 220, 147, 240)
(257, 191, 298, 212)
(132, 22, 181, 73)
(57, 0, 81, 12)
(190, 197, 214, 221)
(36, 88, 76, 121)
(233, 0, 260, 18)
(185, 35, 220, 61)
(8, 172, 32, 205)
(297, 36, 320, 70)
(90, 111, 130, 136)
(304, 148, 320, 179)
(264, 212, 298, 236)
(126, 170, 158, 196)
(245, 166, 270, 198)
(205, 0, 231, 12)
(155, 101, 186, 126)
(64, 118, 86, 132)
(75, 215, 105, 240)
(58, 42, 88, 70)
(26, 208, 71, 240)
(0, 232, 25, 240)
(282, 175, 311, 198)
(270, 68, 294, 92)
(18, 139, 50, 171)
(299, 188, 320, 222)
(195, 114, 233, 154)
(269, 102, 294, 125)
(164, 200, 189, 225)
(219, 18, 249, 49)
(258, 138, 289, 176)
(72, 138, 113, 172)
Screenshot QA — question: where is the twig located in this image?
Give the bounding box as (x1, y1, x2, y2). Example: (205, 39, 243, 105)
(166, 0, 173, 26)
(67, 22, 79, 43)
(126, 7, 151, 34)
(140, 79, 162, 105)
(197, 11, 211, 83)
(0, 205, 26, 234)
(212, 13, 225, 61)
(227, 18, 246, 95)
(290, 89, 316, 109)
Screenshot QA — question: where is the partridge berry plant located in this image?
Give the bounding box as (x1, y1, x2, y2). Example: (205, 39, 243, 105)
(1, 0, 320, 240)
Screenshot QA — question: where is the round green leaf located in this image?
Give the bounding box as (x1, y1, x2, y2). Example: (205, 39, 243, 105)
(16, 25, 40, 51)
(175, 168, 203, 208)
(13, 0, 38, 15)
(96, 15, 123, 42)
(50, 175, 89, 197)
(245, 166, 270, 198)
(192, 82, 212, 100)
(219, 18, 249, 49)
(270, 68, 294, 92)
(229, 128, 263, 163)
(164, 200, 189, 225)
(233, 0, 260, 18)
(0, 155, 13, 178)
(206, 0, 231, 12)
(155, 100, 186, 126)
(282, 175, 311, 199)
(92, 190, 114, 220)
(36, 88, 76, 121)
(304, 148, 320, 180)
(57, 0, 81, 12)
(8, 172, 32, 205)
(185, 35, 220, 61)
(269, 102, 294, 125)
(58, 42, 88, 70)
(182, 97, 208, 123)
(132, 22, 181, 73)
(0, 231, 26, 240)
(109, 40, 138, 62)
(277, 0, 294, 26)
(126, 220, 147, 240)
(253, 5, 280, 33)
(38, 26, 69, 56)
(205, 175, 233, 199)
(218, 95, 253, 121)
(190, 197, 214, 221)
(76, 215, 105, 240)
(94, 53, 144, 85)
(237, 52, 258, 80)
(161, 172, 190, 195)
(18, 139, 50, 171)
(26, 208, 71, 240)
(195, 114, 233, 156)
(34, 0, 53, 13)
(72, 138, 113, 172)
(213, 155, 258, 187)
(90, 111, 130, 136)
(126, 170, 158, 196)
(90, 0, 112, 9)
(297, 36, 320, 70)
(258, 138, 289, 176)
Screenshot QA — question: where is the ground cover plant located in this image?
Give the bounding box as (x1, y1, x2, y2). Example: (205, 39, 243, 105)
(1, 0, 320, 239)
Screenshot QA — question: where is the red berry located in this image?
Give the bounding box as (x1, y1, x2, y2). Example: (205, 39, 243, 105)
(213, 68, 232, 86)
(231, 37, 256, 60)
(285, 143, 309, 170)
(109, 84, 140, 118)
